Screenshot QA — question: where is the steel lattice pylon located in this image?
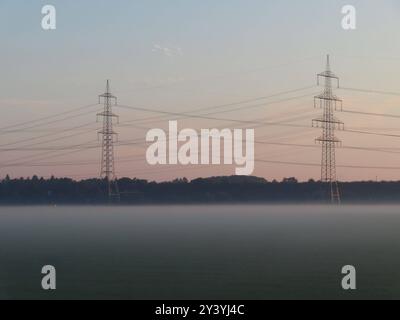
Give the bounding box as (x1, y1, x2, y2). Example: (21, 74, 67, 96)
(98, 80, 120, 202)
(312, 55, 344, 204)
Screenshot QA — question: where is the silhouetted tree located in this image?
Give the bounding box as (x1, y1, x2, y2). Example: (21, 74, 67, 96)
(0, 175, 399, 204)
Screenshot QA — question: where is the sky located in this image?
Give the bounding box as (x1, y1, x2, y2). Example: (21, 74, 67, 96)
(1, 0, 400, 182)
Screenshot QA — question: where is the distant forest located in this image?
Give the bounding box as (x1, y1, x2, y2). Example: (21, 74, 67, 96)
(1, 174, 400, 204)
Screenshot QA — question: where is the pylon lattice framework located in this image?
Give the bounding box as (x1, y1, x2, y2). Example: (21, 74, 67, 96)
(312, 55, 344, 204)
(98, 80, 120, 202)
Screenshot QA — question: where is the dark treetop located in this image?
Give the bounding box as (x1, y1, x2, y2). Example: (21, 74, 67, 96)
(0, 175, 399, 204)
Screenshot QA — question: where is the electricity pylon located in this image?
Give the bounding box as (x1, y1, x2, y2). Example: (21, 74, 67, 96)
(312, 55, 344, 204)
(98, 80, 120, 202)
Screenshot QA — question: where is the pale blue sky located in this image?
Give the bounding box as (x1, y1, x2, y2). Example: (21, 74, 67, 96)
(1, 1, 400, 181)
(2, 0, 400, 102)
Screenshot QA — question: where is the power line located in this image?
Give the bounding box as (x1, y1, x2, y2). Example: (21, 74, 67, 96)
(0, 103, 99, 132)
(117, 102, 400, 141)
(255, 141, 400, 155)
(0, 127, 100, 134)
(1, 108, 101, 136)
(256, 159, 400, 171)
(0, 132, 99, 167)
(0, 122, 99, 148)
(0, 140, 99, 168)
(0, 87, 318, 173)
(341, 87, 400, 97)
(345, 129, 400, 139)
(119, 87, 317, 126)
(342, 109, 400, 119)
(116, 101, 315, 129)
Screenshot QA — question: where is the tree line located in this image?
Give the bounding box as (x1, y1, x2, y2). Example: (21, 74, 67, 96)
(0, 174, 399, 204)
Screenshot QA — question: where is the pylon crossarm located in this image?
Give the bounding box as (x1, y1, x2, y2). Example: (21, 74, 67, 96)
(317, 72, 340, 87)
(314, 94, 342, 103)
(98, 130, 118, 135)
(315, 137, 342, 146)
(312, 118, 344, 129)
(99, 93, 117, 99)
(314, 97, 343, 109)
(97, 111, 119, 118)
